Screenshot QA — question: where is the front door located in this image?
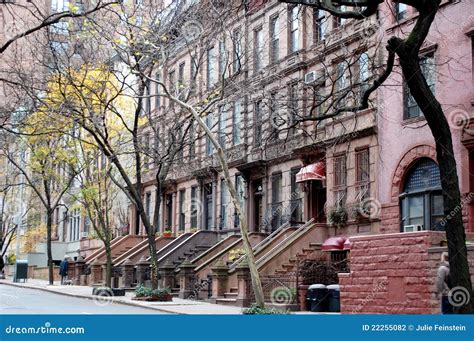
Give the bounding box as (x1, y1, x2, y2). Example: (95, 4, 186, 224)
(310, 181, 326, 223)
(204, 183, 213, 230)
(253, 180, 263, 231)
(166, 194, 173, 230)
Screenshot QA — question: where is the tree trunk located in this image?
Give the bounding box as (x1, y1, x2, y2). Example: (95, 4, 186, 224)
(105, 242, 113, 288)
(0, 255, 5, 274)
(46, 210, 54, 285)
(224, 170, 265, 308)
(391, 37, 474, 313)
(136, 198, 159, 289)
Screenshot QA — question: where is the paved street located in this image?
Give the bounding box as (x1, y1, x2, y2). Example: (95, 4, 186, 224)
(0, 285, 168, 314)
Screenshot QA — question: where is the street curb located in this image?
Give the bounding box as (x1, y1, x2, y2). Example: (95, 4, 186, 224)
(0, 281, 181, 314)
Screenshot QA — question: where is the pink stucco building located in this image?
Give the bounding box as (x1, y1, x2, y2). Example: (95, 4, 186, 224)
(340, 0, 474, 313)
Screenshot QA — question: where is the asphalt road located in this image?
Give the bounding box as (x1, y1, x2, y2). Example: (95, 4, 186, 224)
(0, 285, 168, 314)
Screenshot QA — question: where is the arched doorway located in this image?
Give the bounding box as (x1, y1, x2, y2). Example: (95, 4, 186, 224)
(400, 158, 444, 232)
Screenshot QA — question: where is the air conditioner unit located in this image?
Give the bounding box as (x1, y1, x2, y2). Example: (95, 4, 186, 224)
(80, 232, 89, 239)
(403, 224, 424, 233)
(304, 70, 326, 85)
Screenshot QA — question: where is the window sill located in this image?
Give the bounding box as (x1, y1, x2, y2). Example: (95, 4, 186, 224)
(401, 116, 426, 126)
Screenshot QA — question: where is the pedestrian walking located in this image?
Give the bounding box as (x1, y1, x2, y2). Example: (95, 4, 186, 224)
(59, 255, 69, 285)
(436, 252, 453, 314)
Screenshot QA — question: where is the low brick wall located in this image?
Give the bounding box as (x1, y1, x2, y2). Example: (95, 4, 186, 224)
(28, 266, 61, 281)
(339, 231, 474, 314)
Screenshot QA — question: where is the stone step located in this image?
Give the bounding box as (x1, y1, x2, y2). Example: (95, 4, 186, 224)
(274, 269, 287, 275)
(195, 245, 212, 250)
(282, 263, 294, 270)
(215, 298, 238, 306)
(309, 243, 321, 248)
(228, 287, 238, 293)
(224, 292, 238, 298)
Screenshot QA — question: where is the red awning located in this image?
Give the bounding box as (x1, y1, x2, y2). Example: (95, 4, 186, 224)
(296, 162, 326, 183)
(322, 237, 347, 251)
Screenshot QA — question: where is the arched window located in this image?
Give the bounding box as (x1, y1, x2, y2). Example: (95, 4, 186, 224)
(400, 158, 444, 232)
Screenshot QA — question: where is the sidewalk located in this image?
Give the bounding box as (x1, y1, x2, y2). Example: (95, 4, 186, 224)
(0, 279, 243, 315)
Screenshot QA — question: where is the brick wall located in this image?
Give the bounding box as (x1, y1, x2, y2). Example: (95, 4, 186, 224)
(28, 266, 61, 281)
(339, 231, 474, 314)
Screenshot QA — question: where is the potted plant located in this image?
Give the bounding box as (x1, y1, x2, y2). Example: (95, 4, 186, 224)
(163, 229, 173, 237)
(351, 202, 370, 221)
(228, 248, 246, 263)
(328, 207, 348, 228)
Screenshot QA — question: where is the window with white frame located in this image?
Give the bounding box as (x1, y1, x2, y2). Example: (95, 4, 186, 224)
(207, 47, 216, 89)
(358, 52, 370, 95)
(289, 6, 300, 53)
(233, 99, 242, 145)
(220, 179, 230, 230)
(313, 9, 326, 44)
(394, 2, 408, 21)
(219, 40, 226, 76)
(206, 113, 214, 155)
(270, 16, 280, 63)
(254, 100, 263, 146)
(233, 30, 242, 74)
(404, 53, 435, 119)
(254, 27, 264, 72)
(334, 154, 347, 207)
(218, 106, 226, 148)
(400, 158, 444, 231)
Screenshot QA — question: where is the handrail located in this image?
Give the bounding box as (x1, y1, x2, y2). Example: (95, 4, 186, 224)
(191, 234, 240, 265)
(252, 222, 290, 255)
(228, 220, 312, 271)
(255, 220, 318, 271)
(152, 230, 216, 263)
(228, 219, 316, 273)
(145, 232, 193, 262)
(85, 235, 126, 262)
(86, 235, 146, 264)
(114, 236, 163, 266)
(194, 237, 243, 272)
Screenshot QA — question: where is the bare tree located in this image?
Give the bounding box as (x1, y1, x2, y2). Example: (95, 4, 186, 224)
(3, 120, 80, 285)
(0, 0, 118, 54)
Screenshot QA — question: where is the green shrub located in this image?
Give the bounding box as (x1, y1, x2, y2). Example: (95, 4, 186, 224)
(242, 304, 287, 315)
(135, 284, 152, 297)
(151, 288, 171, 297)
(328, 207, 348, 227)
(135, 285, 171, 298)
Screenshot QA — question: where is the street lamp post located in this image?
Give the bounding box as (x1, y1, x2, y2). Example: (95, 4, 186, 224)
(13, 151, 25, 283)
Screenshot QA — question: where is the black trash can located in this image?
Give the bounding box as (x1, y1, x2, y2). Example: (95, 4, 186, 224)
(14, 260, 28, 283)
(306, 284, 328, 312)
(327, 284, 341, 313)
